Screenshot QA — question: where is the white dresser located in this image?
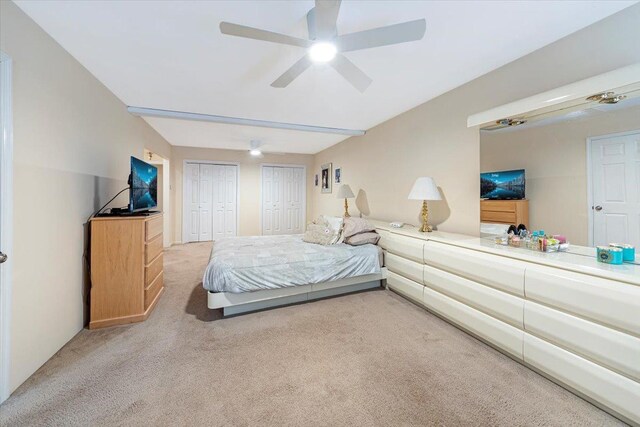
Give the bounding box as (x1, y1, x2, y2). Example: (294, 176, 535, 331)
(372, 220, 640, 425)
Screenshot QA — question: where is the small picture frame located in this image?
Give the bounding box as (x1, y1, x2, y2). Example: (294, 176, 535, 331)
(314, 174, 318, 187)
(335, 167, 341, 184)
(321, 163, 332, 193)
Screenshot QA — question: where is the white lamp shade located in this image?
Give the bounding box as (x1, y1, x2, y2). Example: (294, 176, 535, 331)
(408, 177, 441, 201)
(336, 184, 355, 199)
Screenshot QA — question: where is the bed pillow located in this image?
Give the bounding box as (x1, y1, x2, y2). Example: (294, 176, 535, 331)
(342, 217, 375, 238)
(317, 215, 345, 244)
(303, 216, 343, 245)
(345, 231, 380, 246)
(319, 215, 344, 233)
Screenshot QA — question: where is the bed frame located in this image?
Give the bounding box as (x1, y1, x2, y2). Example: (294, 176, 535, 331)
(208, 268, 388, 316)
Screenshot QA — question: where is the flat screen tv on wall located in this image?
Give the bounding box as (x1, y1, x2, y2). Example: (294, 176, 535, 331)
(130, 156, 158, 212)
(480, 169, 525, 200)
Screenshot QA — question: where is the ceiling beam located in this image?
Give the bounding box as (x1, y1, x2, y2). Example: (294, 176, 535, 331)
(127, 106, 366, 136)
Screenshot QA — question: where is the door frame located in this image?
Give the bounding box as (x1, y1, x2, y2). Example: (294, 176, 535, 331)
(586, 129, 640, 246)
(0, 51, 14, 403)
(260, 163, 307, 236)
(181, 160, 240, 243)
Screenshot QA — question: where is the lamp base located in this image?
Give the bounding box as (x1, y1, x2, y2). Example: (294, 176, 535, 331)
(419, 200, 432, 232)
(419, 223, 432, 233)
(343, 198, 350, 217)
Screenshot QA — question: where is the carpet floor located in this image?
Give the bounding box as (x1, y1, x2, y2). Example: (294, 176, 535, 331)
(0, 242, 625, 426)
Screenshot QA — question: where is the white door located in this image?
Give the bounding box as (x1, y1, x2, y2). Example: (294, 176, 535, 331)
(198, 164, 214, 241)
(184, 162, 237, 243)
(0, 51, 13, 403)
(262, 167, 274, 235)
(272, 167, 284, 234)
(283, 168, 304, 234)
(223, 165, 237, 237)
(262, 166, 304, 235)
(185, 163, 200, 242)
(591, 131, 640, 248)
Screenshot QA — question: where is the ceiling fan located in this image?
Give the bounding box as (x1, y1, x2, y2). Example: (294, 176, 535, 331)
(220, 0, 426, 93)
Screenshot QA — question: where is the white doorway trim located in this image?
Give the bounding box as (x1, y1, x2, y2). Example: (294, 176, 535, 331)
(181, 160, 240, 243)
(259, 163, 307, 236)
(0, 51, 14, 403)
(586, 129, 640, 246)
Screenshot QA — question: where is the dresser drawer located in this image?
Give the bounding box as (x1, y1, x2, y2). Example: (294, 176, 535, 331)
(145, 215, 163, 242)
(481, 200, 517, 212)
(525, 265, 640, 336)
(385, 252, 423, 284)
(387, 271, 424, 304)
(424, 241, 526, 296)
(145, 271, 163, 309)
(145, 252, 163, 286)
(524, 333, 640, 425)
(481, 211, 516, 224)
(378, 232, 424, 264)
(423, 286, 523, 359)
(524, 301, 640, 381)
(145, 235, 163, 264)
(424, 264, 524, 328)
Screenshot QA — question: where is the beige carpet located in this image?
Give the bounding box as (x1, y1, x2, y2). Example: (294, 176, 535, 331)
(0, 242, 625, 426)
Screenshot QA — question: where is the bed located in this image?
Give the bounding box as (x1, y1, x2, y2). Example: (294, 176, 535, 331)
(204, 234, 386, 315)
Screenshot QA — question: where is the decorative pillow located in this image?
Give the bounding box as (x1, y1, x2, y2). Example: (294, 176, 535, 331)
(303, 223, 341, 246)
(319, 215, 344, 233)
(316, 215, 344, 244)
(345, 231, 380, 246)
(342, 217, 375, 238)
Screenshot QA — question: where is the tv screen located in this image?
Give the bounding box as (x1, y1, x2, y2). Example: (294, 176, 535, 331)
(130, 157, 158, 212)
(481, 169, 525, 200)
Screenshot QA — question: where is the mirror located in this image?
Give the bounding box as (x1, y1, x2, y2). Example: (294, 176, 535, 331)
(479, 82, 640, 250)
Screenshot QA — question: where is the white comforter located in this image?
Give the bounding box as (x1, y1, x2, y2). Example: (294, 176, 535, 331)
(203, 235, 381, 293)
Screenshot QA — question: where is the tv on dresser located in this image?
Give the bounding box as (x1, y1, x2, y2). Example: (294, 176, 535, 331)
(481, 169, 525, 200)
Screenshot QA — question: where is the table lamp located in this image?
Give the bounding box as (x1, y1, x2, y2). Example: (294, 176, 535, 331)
(408, 177, 441, 232)
(336, 184, 355, 217)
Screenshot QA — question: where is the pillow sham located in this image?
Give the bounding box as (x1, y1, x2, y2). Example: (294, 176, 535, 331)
(303, 223, 341, 246)
(342, 217, 375, 238)
(345, 231, 380, 246)
(317, 215, 345, 244)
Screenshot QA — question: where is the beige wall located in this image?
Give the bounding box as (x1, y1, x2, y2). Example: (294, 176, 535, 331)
(311, 4, 640, 235)
(1, 2, 172, 392)
(171, 147, 314, 241)
(481, 106, 640, 245)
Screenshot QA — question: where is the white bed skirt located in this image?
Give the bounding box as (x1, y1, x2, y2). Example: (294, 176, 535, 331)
(208, 269, 388, 316)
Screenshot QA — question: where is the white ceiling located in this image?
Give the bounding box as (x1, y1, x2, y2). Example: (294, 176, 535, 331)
(15, 0, 637, 154)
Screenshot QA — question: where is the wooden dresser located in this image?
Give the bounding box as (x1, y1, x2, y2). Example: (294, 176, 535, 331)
(480, 199, 529, 229)
(89, 214, 164, 329)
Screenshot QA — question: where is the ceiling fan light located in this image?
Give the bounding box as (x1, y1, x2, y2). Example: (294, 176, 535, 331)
(250, 149, 262, 156)
(308, 42, 337, 63)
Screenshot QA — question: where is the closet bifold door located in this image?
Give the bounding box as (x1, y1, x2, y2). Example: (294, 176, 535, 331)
(262, 166, 284, 235)
(212, 165, 238, 240)
(284, 167, 304, 234)
(198, 164, 214, 241)
(185, 163, 200, 242)
(262, 166, 274, 235)
(223, 165, 237, 237)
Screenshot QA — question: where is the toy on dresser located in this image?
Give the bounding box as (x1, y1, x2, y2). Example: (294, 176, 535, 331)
(494, 224, 570, 253)
(597, 243, 635, 265)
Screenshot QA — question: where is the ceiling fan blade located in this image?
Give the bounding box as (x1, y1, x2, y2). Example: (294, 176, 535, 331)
(330, 54, 372, 93)
(336, 19, 426, 52)
(271, 56, 313, 88)
(220, 22, 311, 48)
(313, 0, 341, 39)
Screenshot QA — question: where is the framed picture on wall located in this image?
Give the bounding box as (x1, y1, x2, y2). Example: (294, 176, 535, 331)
(314, 174, 318, 187)
(335, 167, 341, 184)
(321, 163, 332, 193)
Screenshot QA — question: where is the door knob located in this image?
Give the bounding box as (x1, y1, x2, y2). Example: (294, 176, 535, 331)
(594, 205, 603, 211)
(0, 252, 7, 264)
